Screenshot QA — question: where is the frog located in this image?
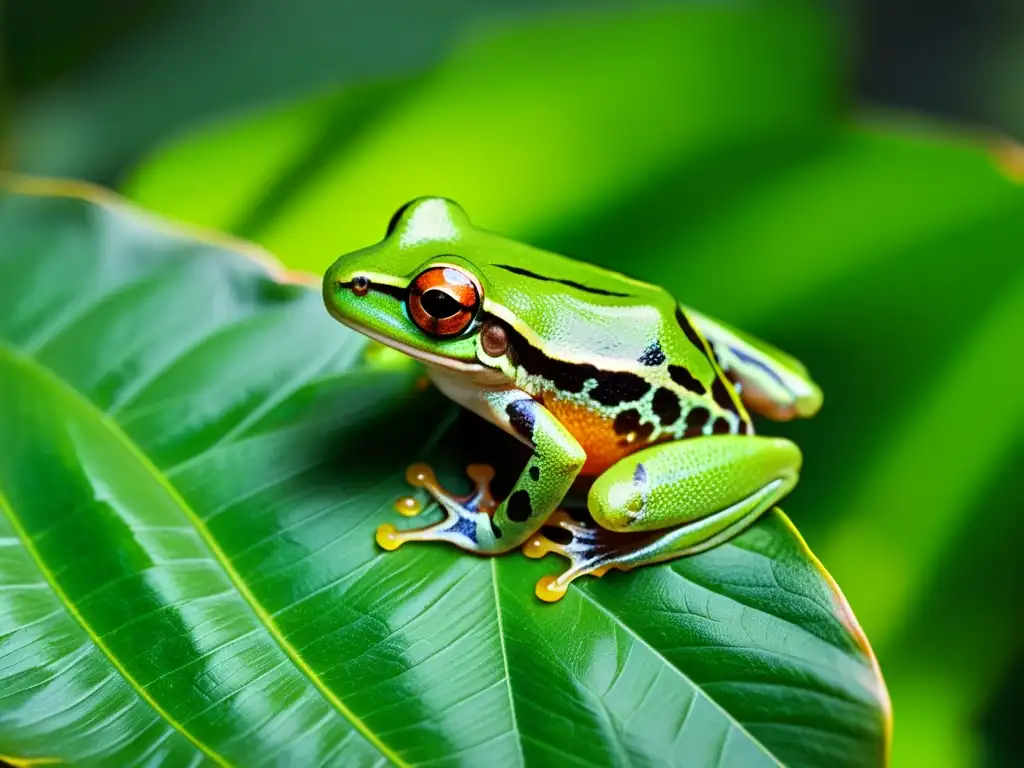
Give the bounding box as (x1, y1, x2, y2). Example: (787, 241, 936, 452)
(323, 198, 822, 602)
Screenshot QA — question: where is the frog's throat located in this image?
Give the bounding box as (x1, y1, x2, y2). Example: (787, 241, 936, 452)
(330, 313, 484, 373)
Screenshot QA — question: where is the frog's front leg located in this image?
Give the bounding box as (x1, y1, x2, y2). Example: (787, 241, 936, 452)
(524, 435, 801, 601)
(376, 390, 585, 555)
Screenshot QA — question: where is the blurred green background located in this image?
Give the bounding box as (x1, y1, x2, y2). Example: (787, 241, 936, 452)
(2, 1, 1022, 766)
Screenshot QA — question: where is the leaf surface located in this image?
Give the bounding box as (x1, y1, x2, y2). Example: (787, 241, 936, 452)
(0, 184, 889, 766)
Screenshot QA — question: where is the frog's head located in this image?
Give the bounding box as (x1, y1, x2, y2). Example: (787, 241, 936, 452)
(323, 198, 495, 372)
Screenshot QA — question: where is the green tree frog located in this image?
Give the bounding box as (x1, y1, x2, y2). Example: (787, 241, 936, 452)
(323, 198, 822, 602)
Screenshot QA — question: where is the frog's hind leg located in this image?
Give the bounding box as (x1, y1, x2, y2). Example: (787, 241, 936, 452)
(685, 306, 823, 420)
(522, 494, 775, 603)
(523, 510, 646, 601)
(524, 435, 801, 602)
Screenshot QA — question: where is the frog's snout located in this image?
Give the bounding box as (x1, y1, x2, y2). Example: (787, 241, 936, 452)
(323, 261, 375, 321)
(324, 264, 370, 297)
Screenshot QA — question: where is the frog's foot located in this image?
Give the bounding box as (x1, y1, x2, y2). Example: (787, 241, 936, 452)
(522, 510, 649, 602)
(376, 463, 498, 552)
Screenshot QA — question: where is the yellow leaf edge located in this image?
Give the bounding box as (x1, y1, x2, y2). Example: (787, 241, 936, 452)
(775, 509, 894, 764)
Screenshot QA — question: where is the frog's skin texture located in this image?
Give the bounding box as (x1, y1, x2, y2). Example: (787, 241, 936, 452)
(323, 198, 822, 602)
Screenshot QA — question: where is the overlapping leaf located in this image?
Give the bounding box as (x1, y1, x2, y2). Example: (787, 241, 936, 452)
(124, 1, 837, 268)
(11, 0, 638, 182)
(0, 185, 889, 766)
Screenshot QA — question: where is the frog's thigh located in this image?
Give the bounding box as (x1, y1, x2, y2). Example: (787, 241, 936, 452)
(588, 435, 801, 533)
(527, 436, 801, 602)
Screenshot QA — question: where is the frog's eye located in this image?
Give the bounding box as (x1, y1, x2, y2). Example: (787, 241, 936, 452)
(408, 266, 481, 336)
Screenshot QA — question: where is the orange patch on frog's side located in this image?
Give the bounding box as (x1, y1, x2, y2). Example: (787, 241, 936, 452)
(543, 395, 639, 476)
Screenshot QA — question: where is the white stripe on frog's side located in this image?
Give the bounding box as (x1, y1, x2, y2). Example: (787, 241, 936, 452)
(481, 300, 665, 376)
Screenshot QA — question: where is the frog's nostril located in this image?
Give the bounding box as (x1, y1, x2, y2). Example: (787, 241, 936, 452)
(352, 275, 370, 296)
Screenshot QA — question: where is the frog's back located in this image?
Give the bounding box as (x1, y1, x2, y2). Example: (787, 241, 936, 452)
(476, 233, 751, 475)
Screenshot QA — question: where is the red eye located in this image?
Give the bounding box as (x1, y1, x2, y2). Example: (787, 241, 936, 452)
(407, 266, 481, 336)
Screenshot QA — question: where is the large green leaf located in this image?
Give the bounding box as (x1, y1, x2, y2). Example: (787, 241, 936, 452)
(0, 183, 889, 766)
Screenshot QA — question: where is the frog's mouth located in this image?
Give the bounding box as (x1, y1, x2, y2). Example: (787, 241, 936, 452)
(326, 308, 485, 374)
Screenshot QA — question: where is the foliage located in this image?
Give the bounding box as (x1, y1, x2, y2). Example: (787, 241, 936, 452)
(0, 183, 889, 765)
(3, 0, 1023, 764)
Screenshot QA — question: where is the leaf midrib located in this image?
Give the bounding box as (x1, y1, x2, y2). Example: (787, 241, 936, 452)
(0, 341, 405, 767)
(0, 483, 221, 767)
(573, 585, 783, 768)
(490, 558, 525, 766)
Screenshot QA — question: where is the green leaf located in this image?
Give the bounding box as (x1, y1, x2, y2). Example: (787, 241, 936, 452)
(0, 182, 889, 766)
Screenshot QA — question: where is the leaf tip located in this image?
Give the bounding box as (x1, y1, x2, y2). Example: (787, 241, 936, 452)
(774, 509, 894, 759)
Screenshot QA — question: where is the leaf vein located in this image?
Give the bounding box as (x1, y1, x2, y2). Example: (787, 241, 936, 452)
(0, 342, 405, 766)
(491, 560, 525, 767)
(574, 587, 782, 766)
